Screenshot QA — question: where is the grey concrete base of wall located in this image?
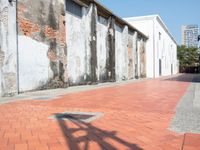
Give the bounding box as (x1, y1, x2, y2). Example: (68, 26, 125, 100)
(0, 78, 149, 104)
(169, 75, 200, 134)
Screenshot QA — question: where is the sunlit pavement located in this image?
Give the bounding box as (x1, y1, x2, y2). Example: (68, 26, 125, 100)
(0, 74, 200, 150)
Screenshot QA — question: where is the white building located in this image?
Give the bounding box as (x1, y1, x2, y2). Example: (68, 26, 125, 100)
(182, 25, 199, 48)
(125, 15, 178, 78)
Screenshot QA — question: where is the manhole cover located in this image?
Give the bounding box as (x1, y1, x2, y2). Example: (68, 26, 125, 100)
(49, 112, 104, 123)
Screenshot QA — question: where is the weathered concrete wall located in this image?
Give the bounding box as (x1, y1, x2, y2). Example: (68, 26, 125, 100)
(127, 31, 135, 79)
(97, 16, 116, 82)
(115, 24, 129, 81)
(0, 0, 17, 96)
(66, 3, 98, 85)
(0, 0, 148, 96)
(18, 0, 67, 92)
(122, 26, 129, 80)
(97, 16, 109, 82)
(138, 38, 146, 78)
(132, 31, 137, 78)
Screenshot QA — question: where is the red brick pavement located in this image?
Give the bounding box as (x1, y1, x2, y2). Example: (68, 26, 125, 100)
(0, 74, 199, 150)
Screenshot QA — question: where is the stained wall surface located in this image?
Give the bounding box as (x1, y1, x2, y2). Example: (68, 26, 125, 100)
(66, 3, 96, 85)
(97, 16, 109, 82)
(17, 0, 67, 92)
(0, 0, 147, 96)
(0, 0, 17, 96)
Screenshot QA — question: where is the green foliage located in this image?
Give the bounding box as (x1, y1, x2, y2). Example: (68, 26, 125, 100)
(177, 45, 200, 68)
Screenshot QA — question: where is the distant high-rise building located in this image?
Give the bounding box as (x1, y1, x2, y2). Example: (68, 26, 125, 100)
(182, 25, 199, 48)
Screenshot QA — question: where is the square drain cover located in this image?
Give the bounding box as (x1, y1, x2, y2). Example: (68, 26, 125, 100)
(50, 112, 103, 123)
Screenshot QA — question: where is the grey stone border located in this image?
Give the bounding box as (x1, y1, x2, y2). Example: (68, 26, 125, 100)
(169, 75, 200, 134)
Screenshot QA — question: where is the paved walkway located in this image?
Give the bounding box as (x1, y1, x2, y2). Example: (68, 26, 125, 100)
(0, 74, 199, 150)
(170, 75, 200, 134)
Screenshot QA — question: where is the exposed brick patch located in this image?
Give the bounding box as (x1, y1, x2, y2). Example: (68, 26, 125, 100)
(47, 51, 57, 62)
(18, 3, 27, 15)
(44, 26, 57, 39)
(18, 4, 39, 36)
(18, 17, 39, 36)
(17, 1, 68, 89)
(58, 14, 66, 47)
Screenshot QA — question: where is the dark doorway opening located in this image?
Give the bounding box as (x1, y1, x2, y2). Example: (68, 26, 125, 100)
(159, 59, 162, 76)
(171, 64, 173, 75)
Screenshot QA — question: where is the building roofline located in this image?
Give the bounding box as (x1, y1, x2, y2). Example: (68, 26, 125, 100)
(77, 0, 148, 39)
(124, 15, 177, 45)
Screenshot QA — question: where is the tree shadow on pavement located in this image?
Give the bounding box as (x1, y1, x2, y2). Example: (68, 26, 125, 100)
(55, 114, 143, 150)
(163, 74, 200, 83)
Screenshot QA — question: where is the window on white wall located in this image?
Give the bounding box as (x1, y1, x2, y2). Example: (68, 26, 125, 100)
(66, 0, 83, 17)
(98, 15, 108, 26)
(159, 32, 161, 40)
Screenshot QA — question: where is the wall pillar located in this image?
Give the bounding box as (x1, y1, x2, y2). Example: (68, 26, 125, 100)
(106, 17, 116, 82)
(122, 25, 129, 80)
(135, 32, 139, 79)
(0, 0, 17, 96)
(90, 3, 98, 83)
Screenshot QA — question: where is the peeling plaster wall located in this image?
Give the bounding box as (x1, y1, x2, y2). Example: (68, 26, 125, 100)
(136, 37, 147, 78)
(122, 26, 129, 80)
(127, 31, 135, 79)
(18, 0, 67, 92)
(125, 19, 154, 78)
(66, 4, 94, 85)
(138, 38, 146, 78)
(115, 25, 128, 81)
(1, 0, 148, 96)
(0, 0, 17, 96)
(96, 16, 109, 82)
(137, 39, 141, 77)
(132, 32, 137, 78)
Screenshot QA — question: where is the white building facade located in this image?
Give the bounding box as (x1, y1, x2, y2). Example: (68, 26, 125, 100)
(125, 15, 178, 78)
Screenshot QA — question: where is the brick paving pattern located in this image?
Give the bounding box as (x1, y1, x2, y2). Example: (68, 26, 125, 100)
(0, 74, 199, 150)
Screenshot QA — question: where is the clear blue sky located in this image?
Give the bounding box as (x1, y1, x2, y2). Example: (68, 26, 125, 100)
(98, 0, 200, 45)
